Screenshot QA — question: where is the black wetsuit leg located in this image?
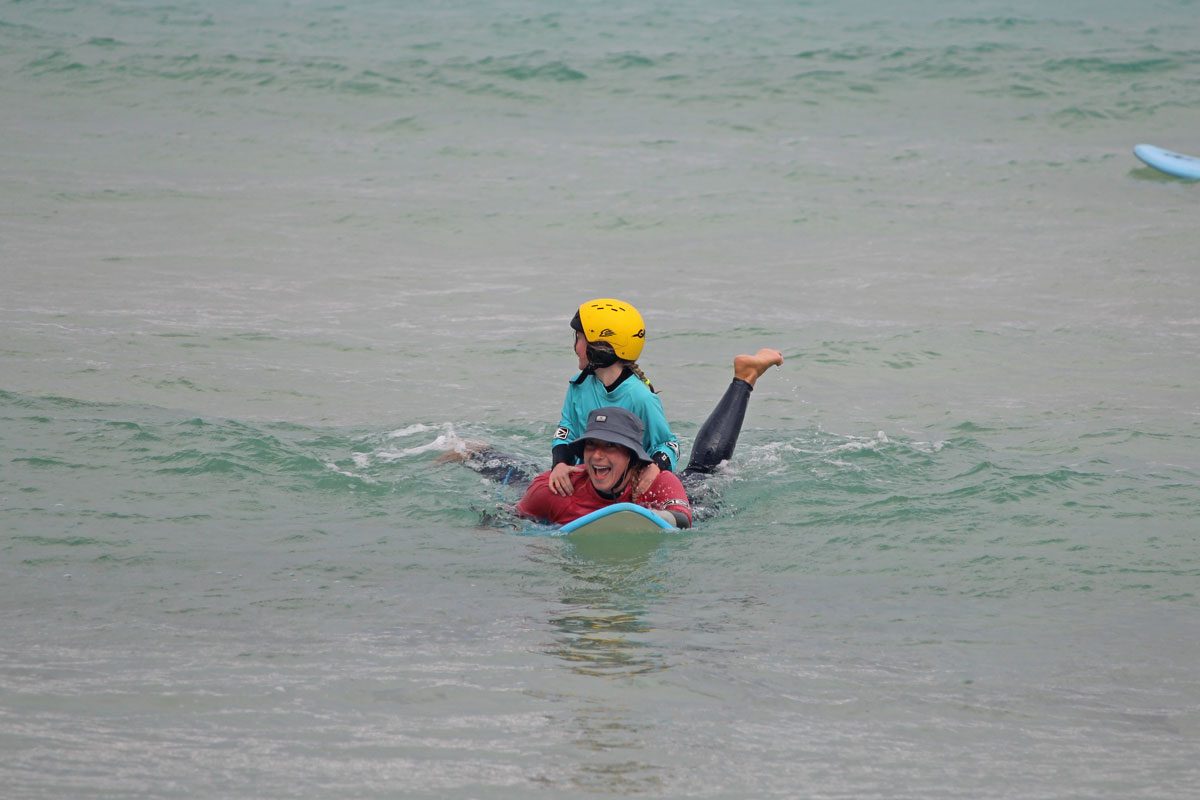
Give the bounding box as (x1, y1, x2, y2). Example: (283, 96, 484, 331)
(681, 377, 753, 478)
(459, 449, 538, 492)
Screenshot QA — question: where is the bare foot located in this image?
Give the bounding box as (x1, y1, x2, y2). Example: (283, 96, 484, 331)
(734, 348, 784, 387)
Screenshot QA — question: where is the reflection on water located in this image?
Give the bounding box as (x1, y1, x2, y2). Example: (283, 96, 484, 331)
(549, 607, 660, 677)
(550, 531, 673, 678)
(541, 531, 678, 793)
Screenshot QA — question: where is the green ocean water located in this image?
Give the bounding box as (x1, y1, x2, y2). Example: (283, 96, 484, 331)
(3, 1, 1199, 797)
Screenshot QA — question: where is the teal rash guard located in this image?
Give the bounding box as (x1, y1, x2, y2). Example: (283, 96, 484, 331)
(552, 368, 679, 473)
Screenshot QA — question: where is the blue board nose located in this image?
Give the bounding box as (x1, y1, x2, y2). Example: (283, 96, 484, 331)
(1134, 144, 1200, 179)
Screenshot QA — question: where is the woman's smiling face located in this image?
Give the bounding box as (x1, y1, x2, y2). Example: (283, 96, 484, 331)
(582, 439, 633, 493)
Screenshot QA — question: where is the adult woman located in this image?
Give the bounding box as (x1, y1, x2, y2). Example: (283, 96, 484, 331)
(521, 407, 693, 528)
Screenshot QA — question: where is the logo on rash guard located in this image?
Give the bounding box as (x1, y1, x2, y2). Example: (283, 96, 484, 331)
(554, 427, 569, 441)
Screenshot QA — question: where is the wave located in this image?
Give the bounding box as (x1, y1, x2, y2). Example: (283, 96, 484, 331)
(4, 386, 1198, 603)
(5, 389, 1198, 538)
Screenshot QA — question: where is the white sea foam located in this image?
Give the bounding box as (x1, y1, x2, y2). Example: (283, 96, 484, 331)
(376, 431, 471, 461)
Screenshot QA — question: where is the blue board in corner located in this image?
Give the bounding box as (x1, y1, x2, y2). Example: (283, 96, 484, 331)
(559, 502, 678, 535)
(1134, 144, 1200, 180)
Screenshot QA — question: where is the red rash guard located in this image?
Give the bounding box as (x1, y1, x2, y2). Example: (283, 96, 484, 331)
(516, 468, 692, 527)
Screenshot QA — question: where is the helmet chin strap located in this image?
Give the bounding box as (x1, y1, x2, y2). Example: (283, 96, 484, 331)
(571, 344, 621, 386)
(585, 343, 620, 369)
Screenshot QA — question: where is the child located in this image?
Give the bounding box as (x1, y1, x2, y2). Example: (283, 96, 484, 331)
(548, 299, 679, 497)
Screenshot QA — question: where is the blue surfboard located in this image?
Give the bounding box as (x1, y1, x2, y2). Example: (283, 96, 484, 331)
(1134, 144, 1200, 180)
(558, 502, 678, 534)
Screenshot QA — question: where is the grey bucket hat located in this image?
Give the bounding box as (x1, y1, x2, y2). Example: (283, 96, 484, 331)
(568, 406, 651, 463)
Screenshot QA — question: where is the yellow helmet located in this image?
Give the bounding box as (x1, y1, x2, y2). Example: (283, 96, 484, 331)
(571, 298, 646, 362)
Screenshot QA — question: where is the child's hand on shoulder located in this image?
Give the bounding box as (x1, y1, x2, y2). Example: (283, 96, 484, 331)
(549, 462, 584, 496)
(633, 463, 660, 500)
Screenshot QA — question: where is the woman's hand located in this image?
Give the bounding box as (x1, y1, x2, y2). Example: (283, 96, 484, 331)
(632, 463, 660, 500)
(549, 462, 584, 495)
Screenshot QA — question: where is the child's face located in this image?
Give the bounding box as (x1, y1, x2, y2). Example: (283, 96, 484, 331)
(574, 330, 588, 370)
